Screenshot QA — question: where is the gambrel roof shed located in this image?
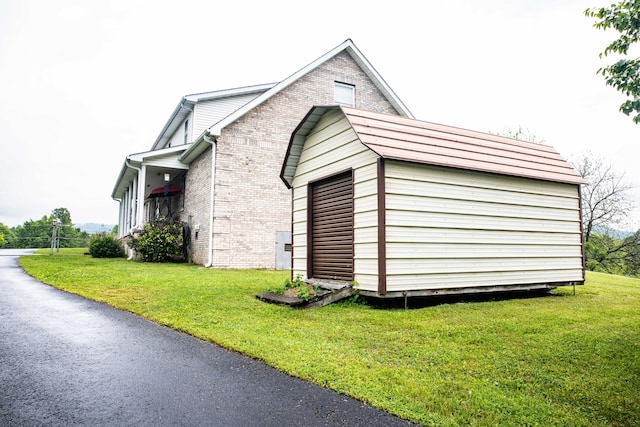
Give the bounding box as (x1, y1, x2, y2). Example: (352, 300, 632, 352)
(282, 106, 586, 297)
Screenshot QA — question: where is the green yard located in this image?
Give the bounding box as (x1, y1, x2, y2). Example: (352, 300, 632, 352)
(19, 250, 640, 426)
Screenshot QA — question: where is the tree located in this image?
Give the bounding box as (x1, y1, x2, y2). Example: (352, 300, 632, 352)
(52, 207, 72, 225)
(496, 125, 546, 143)
(0, 222, 14, 247)
(585, 1, 640, 123)
(585, 231, 640, 275)
(570, 152, 635, 242)
(10, 208, 89, 248)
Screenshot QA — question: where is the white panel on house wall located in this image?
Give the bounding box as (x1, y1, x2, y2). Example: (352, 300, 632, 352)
(192, 94, 260, 139)
(384, 160, 583, 291)
(167, 114, 192, 147)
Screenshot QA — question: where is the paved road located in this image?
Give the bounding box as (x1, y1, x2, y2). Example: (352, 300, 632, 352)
(0, 250, 413, 426)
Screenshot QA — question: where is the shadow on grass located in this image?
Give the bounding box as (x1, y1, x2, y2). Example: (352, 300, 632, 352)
(352, 289, 566, 310)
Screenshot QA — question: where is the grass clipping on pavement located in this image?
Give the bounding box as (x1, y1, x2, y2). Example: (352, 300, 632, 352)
(19, 250, 640, 427)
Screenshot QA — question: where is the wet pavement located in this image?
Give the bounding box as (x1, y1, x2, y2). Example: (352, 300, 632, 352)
(0, 249, 414, 426)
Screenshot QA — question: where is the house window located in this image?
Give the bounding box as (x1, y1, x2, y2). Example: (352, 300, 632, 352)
(334, 82, 355, 107)
(184, 119, 189, 145)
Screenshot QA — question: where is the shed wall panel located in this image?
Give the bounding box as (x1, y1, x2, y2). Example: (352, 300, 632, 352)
(384, 161, 583, 292)
(386, 269, 584, 290)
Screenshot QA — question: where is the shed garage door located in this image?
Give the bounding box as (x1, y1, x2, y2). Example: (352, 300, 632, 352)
(308, 171, 354, 281)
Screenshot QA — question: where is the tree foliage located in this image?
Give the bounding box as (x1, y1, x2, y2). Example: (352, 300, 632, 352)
(585, 230, 640, 276)
(0, 222, 14, 248)
(3, 208, 89, 248)
(570, 152, 634, 242)
(496, 125, 546, 143)
(570, 152, 640, 277)
(585, 1, 640, 123)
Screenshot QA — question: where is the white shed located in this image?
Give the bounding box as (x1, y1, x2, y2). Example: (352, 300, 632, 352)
(280, 106, 586, 297)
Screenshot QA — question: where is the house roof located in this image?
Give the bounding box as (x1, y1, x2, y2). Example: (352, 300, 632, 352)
(114, 40, 414, 199)
(281, 105, 586, 188)
(179, 39, 414, 164)
(151, 83, 276, 151)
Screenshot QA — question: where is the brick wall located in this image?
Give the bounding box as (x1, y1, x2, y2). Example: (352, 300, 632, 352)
(181, 146, 212, 265)
(186, 51, 401, 268)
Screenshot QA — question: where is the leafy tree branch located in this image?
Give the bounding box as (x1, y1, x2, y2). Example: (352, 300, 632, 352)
(585, 1, 640, 123)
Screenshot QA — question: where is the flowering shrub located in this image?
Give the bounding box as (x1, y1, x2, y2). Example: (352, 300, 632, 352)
(127, 219, 183, 262)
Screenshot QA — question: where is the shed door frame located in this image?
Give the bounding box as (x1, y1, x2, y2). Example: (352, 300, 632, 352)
(307, 169, 354, 281)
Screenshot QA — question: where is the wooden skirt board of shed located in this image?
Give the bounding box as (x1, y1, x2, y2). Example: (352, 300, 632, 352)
(256, 280, 355, 308)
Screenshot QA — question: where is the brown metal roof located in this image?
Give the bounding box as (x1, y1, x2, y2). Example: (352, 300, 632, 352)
(341, 107, 586, 185)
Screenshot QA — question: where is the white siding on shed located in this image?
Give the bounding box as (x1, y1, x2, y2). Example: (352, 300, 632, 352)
(383, 161, 583, 292)
(291, 109, 379, 288)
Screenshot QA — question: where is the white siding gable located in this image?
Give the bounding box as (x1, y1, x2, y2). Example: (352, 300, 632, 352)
(291, 109, 379, 284)
(193, 93, 261, 139)
(167, 115, 192, 148)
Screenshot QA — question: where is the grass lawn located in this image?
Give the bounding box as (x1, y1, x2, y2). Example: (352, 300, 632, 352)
(19, 249, 640, 426)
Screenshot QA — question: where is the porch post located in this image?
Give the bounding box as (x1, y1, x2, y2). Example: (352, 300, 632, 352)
(132, 174, 138, 228)
(119, 198, 125, 238)
(128, 183, 134, 231)
(135, 164, 146, 229)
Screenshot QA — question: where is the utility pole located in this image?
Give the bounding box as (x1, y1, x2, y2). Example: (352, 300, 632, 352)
(50, 218, 61, 255)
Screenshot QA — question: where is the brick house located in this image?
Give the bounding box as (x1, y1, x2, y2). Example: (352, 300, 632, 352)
(111, 39, 412, 268)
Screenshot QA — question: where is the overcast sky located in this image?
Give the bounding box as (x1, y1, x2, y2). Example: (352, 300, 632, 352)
(1, 0, 638, 230)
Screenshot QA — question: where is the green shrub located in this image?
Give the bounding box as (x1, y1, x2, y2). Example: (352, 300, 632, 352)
(127, 219, 184, 262)
(89, 234, 125, 258)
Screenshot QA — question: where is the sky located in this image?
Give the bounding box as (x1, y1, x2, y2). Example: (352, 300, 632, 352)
(0, 0, 638, 230)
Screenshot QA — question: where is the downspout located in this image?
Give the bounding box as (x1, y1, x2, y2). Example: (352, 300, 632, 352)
(203, 132, 217, 267)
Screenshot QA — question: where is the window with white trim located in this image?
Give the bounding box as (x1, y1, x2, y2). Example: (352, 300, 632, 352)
(184, 119, 189, 145)
(334, 82, 355, 107)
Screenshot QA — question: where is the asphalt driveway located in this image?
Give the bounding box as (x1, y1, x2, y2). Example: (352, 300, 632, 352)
(0, 249, 413, 426)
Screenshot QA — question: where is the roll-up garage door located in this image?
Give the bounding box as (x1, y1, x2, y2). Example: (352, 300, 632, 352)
(309, 171, 354, 281)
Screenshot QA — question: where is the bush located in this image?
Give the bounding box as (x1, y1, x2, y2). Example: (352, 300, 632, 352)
(89, 234, 125, 258)
(127, 219, 184, 262)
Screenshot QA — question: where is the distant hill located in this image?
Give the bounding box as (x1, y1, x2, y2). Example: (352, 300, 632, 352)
(593, 226, 636, 239)
(74, 223, 115, 234)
